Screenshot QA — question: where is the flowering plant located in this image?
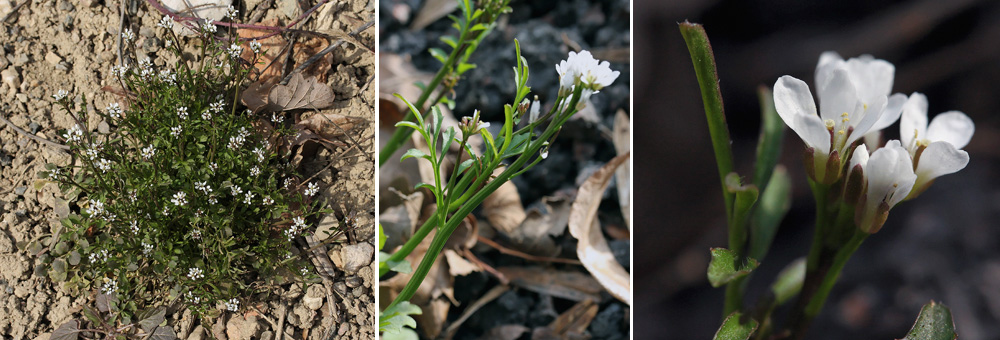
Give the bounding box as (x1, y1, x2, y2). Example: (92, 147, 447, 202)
(680, 22, 970, 339)
(32, 14, 324, 328)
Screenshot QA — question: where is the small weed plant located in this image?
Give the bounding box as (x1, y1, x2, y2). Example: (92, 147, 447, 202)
(33, 15, 324, 328)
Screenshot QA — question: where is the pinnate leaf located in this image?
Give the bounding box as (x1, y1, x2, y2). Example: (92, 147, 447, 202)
(707, 248, 759, 288)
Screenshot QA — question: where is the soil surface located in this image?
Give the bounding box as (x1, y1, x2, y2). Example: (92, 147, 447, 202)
(380, 0, 630, 338)
(0, 0, 375, 339)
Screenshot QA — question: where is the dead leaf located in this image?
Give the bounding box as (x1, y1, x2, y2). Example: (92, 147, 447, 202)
(268, 73, 335, 111)
(295, 111, 363, 140)
(531, 299, 599, 340)
(242, 77, 279, 113)
(237, 18, 287, 81)
(511, 194, 573, 256)
(444, 250, 480, 276)
(613, 109, 631, 229)
(482, 174, 527, 237)
(292, 36, 333, 83)
(568, 153, 631, 305)
(478, 325, 530, 340)
(410, 0, 459, 31)
(497, 266, 603, 302)
(378, 191, 424, 250)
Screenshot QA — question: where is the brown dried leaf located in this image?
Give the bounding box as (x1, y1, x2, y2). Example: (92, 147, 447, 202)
(295, 111, 363, 140)
(237, 18, 287, 81)
(497, 266, 603, 302)
(292, 37, 332, 83)
(381, 227, 457, 339)
(268, 73, 335, 111)
(532, 299, 599, 340)
(241, 76, 279, 113)
(613, 109, 631, 229)
(444, 249, 480, 276)
(479, 325, 530, 340)
(512, 194, 573, 256)
(568, 153, 632, 305)
(482, 174, 527, 237)
(444, 285, 510, 339)
(378, 191, 424, 250)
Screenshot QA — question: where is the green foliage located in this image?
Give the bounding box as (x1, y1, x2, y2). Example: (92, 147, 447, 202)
(707, 248, 759, 288)
(770, 258, 805, 306)
(713, 312, 759, 340)
(379, 301, 422, 335)
(903, 301, 957, 340)
(37, 21, 323, 320)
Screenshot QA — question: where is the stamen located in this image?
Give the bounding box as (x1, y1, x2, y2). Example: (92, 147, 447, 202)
(825, 119, 835, 129)
(837, 130, 846, 135)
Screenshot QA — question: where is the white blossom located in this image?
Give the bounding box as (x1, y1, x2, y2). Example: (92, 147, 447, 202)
(171, 125, 183, 137)
(52, 89, 68, 101)
(555, 50, 619, 91)
(304, 182, 319, 196)
(243, 191, 255, 204)
(898, 92, 974, 198)
(228, 44, 242, 59)
(228, 135, 245, 149)
(86, 199, 105, 217)
(250, 40, 262, 54)
(141, 145, 156, 160)
(225, 298, 239, 312)
(272, 113, 284, 124)
(89, 249, 110, 263)
(250, 166, 260, 177)
(225, 5, 238, 20)
(106, 102, 123, 120)
(195, 181, 212, 195)
(850, 141, 916, 233)
(253, 147, 266, 162)
(201, 20, 216, 34)
(63, 124, 83, 143)
(121, 28, 134, 43)
(230, 185, 243, 197)
(111, 64, 129, 78)
(177, 106, 188, 120)
(159, 70, 176, 84)
(171, 191, 187, 206)
(142, 242, 153, 255)
(262, 196, 274, 205)
(157, 15, 174, 29)
(130, 221, 139, 234)
(101, 278, 118, 294)
(96, 158, 112, 173)
(187, 267, 204, 280)
(191, 229, 202, 240)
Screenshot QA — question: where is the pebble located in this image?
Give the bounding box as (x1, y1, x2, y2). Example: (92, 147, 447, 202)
(28, 122, 39, 134)
(302, 284, 324, 311)
(58, 1, 74, 11)
(345, 275, 362, 288)
(333, 282, 347, 297)
(340, 242, 374, 274)
(1, 67, 20, 89)
(45, 51, 62, 66)
(14, 186, 26, 196)
(259, 331, 273, 340)
(187, 325, 205, 340)
(10, 53, 28, 67)
(225, 315, 260, 340)
(357, 266, 373, 288)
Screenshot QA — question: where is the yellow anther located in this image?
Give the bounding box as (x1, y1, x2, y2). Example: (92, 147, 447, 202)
(841, 112, 849, 117)
(842, 117, 850, 123)
(863, 103, 869, 110)
(825, 119, 835, 129)
(837, 129, 846, 135)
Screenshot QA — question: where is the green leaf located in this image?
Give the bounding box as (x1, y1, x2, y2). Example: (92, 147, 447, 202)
(770, 258, 805, 305)
(440, 36, 458, 48)
(748, 166, 792, 261)
(707, 248, 759, 288)
(903, 301, 957, 340)
(395, 121, 422, 132)
(379, 252, 412, 274)
(725, 173, 758, 255)
(428, 48, 448, 64)
(51, 320, 79, 340)
(400, 148, 429, 162)
(752, 86, 785, 188)
(82, 305, 102, 324)
(138, 306, 166, 332)
(379, 301, 422, 334)
(456, 159, 475, 176)
(148, 326, 177, 340)
(457, 62, 476, 74)
(713, 312, 759, 340)
(679, 21, 736, 220)
(378, 224, 386, 251)
(381, 327, 419, 340)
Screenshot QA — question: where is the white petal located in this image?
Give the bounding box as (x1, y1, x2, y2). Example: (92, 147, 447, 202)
(815, 51, 844, 90)
(869, 93, 907, 132)
(850, 144, 869, 169)
(926, 111, 974, 149)
(817, 68, 859, 122)
(899, 93, 928, 149)
(914, 141, 970, 181)
(846, 95, 886, 147)
(795, 114, 832, 155)
(774, 76, 823, 149)
(845, 57, 895, 104)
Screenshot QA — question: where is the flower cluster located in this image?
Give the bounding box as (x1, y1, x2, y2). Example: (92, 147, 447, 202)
(187, 267, 204, 280)
(555, 50, 620, 92)
(225, 298, 239, 312)
(774, 52, 974, 233)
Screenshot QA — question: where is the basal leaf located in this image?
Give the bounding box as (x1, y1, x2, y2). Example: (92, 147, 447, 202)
(707, 248, 759, 288)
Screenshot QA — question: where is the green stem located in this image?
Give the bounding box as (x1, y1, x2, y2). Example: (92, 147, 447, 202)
(804, 231, 866, 318)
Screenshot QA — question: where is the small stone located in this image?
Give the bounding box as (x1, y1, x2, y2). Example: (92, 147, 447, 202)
(1, 67, 20, 89)
(328, 246, 343, 269)
(358, 266, 373, 288)
(226, 315, 261, 340)
(187, 325, 206, 340)
(345, 276, 362, 288)
(333, 282, 347, 297)
(14, 186, 26, 196)
(314, 214, 339, 241)
(278, 0, 301, 20)
(352, 286, 364, 297)
(302, 284, 324, 311)
(45, 51, 63, 66)
(11, 53, 28, 67)
(211, 320, 228, 340)
(28, 122, 39, 134)
(340, 242, 374, 274)
(259, 331, 273, 340)
(98, 121, 110, 134)
(58, 0, 74, 11)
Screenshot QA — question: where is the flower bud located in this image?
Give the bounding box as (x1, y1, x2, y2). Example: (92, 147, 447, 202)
(843, 164, 865, 205)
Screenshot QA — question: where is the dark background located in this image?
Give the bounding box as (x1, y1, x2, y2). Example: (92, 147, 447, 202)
(634, 0, 1000, 339)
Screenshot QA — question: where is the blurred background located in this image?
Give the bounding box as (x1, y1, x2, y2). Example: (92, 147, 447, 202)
(634, 0, 1000, 339)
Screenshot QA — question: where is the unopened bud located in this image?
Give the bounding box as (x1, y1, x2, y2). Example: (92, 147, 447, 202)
(856, 198, 891, 234)
(843, 164, 865, 205)
(822, 150, 843, 185)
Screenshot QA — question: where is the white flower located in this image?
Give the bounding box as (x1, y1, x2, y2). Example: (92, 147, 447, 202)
(141, 145, 156, 160)
(250, 166, 260, 177)
(262, 196, 274, 205)
(53, 89, 68, 100)
(243, 191, 255, 204)
(111, 64, 129, 78)
(228, 44, 242, 59)
(177, 106, 188, 120)
(130, 221, 139, 234)
(555, 50, 619, 91)
(187, 267, 204, 280)
(159, 70, 176, 84)
(171, 191, 187, 206)
(208, 196, 218, 205)
(101, 278, 118, 294)
(106, 102, 123, 120)
(191, 229, 202, 240)
(171, 125, 183, 137)
(898, 92, 973, 198)
(89, 249, 109, 263)
(96, 158, 112, 173)
(529, 97, 541, 123)
(165, 40, 173, 48)
(272, 113, 284, 124)
(230, 185, 243, 196)
(121, 28, 134, 43)
(157, 15, 174, 29)
(773, 53, 903, 183)
(225, 298, 239, 312)
(304, 182, 319, 196)
(210, 99, 224, 113)
(63, 124, 83, 143)
(250, 40, 262, 54)
(195, 181, 212, 195)
(209, 162, 218, 172)
(162, 206, 170, 216)
(84, 142, 103, 160)
(86, 199, 105, 217)
(201, 20, 217, 34)
(225, 5, 238, 20)
(228, 135, 245, 149)
(850, 141, 916, 233)
(202, 110, 212, 121)
(139, 57, 152, 73)
(253, 147, 266, 162)
(284, 178, 293, 188)
(142, 242, 153, 255)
